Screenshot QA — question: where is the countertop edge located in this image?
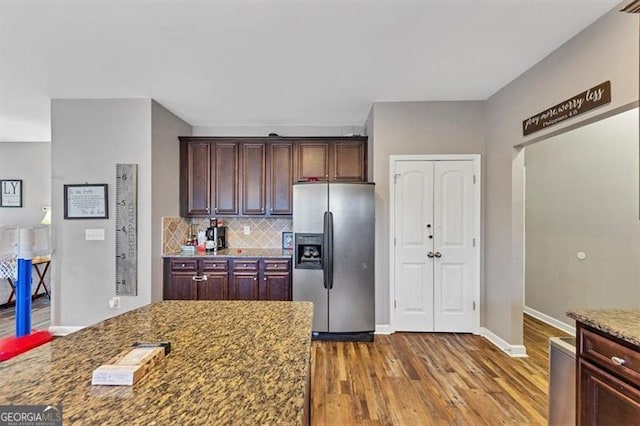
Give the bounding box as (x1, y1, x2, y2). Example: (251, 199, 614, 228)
(567, 309, 640, 347)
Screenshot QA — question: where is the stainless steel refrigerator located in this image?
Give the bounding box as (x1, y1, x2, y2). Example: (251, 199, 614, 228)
(292, 182, 375, 340)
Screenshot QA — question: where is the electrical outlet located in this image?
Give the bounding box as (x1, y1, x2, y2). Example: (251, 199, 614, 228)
(86, 228, 105, 240)
(109, 297, 120, 309)
(243, 226, 250, 235)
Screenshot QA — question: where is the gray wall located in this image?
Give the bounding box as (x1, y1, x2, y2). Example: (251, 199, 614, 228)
(484, 8, 638, 344)
(51, 99, 153, 327)
(151, 101, 192, 302)
(0, 142, 50, 226)
(192, 125, 364, 137)
(525, 108, 639, 325)
(369, 101, 485, 326)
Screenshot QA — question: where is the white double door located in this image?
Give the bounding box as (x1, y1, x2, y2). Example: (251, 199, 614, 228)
(393, 159, 478, 333)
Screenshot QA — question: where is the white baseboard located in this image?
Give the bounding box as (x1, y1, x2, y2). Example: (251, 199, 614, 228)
(479, 327, 529, 358)
(375, 324, 393, 335)
(524, 306, 576, 336)
(48, 326, 84, 336)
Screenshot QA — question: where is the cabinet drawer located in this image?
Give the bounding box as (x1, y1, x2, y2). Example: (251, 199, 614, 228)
(202, 260, 228, 272)
(231, 259, 259, 271)
(264, 259, 290, 272)
(580, 327, 640, 388)
(170, 259, 198, 272)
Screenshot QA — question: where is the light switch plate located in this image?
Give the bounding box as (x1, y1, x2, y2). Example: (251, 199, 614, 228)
(86, 228, 105, 240)
(243, 226, 251, 235)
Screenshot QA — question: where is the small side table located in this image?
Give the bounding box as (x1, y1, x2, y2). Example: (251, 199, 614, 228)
(32, 256, 51, 298)
(1, 257, 51, 306)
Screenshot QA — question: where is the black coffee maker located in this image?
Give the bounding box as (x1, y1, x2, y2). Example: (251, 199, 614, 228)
(205, 218, 227, 252)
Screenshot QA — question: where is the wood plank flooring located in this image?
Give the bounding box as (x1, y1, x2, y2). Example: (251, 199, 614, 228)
(311, 315, 571, 425)
(0, 296, 50, 338)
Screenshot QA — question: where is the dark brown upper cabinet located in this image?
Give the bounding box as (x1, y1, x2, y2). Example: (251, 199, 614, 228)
(180, 141, 212, 217)
(295, 142, 330, 182)
(179, 136, 366, 217)
(242, 142, 267, 215)
(213, 142, 239, 215)
(294, 138, 367, 182)
(269, 142, 294, 215)
(332, 140, 367, 181)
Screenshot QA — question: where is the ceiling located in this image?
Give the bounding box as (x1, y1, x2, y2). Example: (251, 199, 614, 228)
(0, 1, 622, 142)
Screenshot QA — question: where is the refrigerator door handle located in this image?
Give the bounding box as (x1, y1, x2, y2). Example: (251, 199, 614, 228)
(323, 211, 330, 289)
(327, 211, 334, 289)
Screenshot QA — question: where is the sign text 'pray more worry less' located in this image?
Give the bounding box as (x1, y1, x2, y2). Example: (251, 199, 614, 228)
(522, 81, 611, 136)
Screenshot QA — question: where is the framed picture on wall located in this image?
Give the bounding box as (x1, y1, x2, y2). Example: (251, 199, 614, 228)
(0, 180, 22, 207)
(282, 231, 293, 250)
(64, 184, 109, 219)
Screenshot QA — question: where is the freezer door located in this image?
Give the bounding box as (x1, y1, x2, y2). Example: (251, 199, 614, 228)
(292, 183, 327, 233)
(328, 183, 375, 332)
(292, 183, 329, 332)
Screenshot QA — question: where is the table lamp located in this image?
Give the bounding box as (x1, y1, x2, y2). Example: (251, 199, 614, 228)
(0, 225, 53, 361)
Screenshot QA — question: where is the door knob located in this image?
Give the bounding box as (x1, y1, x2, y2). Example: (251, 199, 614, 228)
(434, 252, 442, 258)
(427, 252, 435, 258)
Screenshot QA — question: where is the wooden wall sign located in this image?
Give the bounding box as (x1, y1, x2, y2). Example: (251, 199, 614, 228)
(522, 81, 611, 136)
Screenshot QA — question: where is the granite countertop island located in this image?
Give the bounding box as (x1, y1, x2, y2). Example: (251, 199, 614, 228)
(163, 248, 293, 258)
(0, 301, 314, 425)
(567, 309, 640, 347)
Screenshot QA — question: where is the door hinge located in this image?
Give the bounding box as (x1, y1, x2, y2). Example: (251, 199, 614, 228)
(473, 175, 476, 184)
(473, 238, 476, 247)
(394, 237, 396, 246)
(473, 301, 476, 311)
(394, 173, 401, 183)
(394, 300, 397, 309)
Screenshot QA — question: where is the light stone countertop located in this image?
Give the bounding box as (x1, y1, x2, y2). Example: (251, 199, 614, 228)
(567, 309, 640, 347)
(0, 300, 313, 425)
(163, 248, 293, 258)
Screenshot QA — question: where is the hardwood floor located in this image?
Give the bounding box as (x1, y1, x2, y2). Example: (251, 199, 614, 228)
(311, 315, 571, 425)
(0, 296, 50, 339)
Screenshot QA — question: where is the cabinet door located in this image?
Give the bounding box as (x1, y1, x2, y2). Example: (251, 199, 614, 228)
(269, 143, 293, 215)
(242, 143, 266, 215)
(166, 273, 198, 300)
(200, 273, 228, 300)
(261, 259, 291, 301)
(332, 141, 366, 182)
(201, 260, 229, 300)
(229, 273, 259, 300)
(579, 359, 640, 425)
(295, 142, 329, 182)
(180, 140, 212, 217)
(229, 259, 260, 300)
(213, 142, 239, 215)
(263, 273, 291, 301)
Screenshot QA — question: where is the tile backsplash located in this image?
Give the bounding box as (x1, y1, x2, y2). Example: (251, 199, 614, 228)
(162, 216, 292, 254)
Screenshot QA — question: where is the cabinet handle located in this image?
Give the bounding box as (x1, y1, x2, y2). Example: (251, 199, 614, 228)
(254, 277, 257, 281)
(434, 252, 442, 258)
(427, 252, 435, 258)
(181, 263, 186, 267)
(611, 356, 626, 366)
(192, 276, 205, 282)
(206, 207, 210, 212)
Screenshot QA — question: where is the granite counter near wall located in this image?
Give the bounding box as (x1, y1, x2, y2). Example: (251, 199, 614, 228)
(162, 217, 292, 254)
(567, 309, 640, 347)
(163, 248, 293, 258)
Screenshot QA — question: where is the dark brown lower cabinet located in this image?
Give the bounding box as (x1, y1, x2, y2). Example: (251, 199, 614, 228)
(261, 259, 291, 301)
(164, 257, 291, 301)
(579, 359, 640, 424)
(201, 259, 228, 300)
(577, 323, 640, 425)
(229, 259, 260, 300)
